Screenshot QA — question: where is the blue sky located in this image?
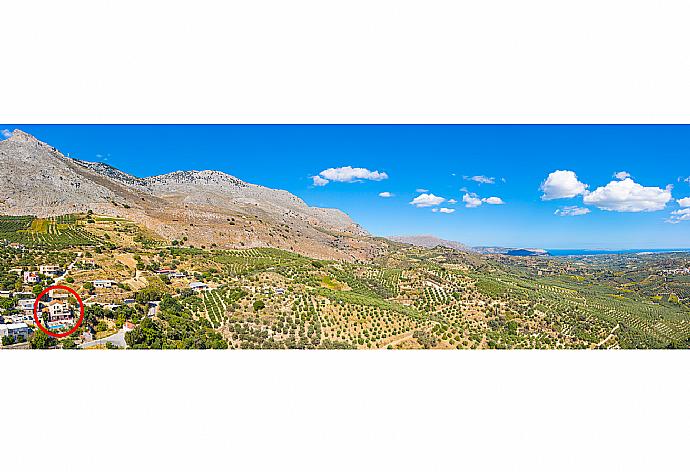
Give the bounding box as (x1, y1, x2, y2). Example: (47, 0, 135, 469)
(2, 125, 689, 249)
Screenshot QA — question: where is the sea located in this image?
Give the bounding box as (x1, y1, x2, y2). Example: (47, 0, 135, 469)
(547, 248, 690, 257)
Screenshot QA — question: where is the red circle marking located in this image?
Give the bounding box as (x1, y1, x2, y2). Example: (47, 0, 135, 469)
(33, 285, 85, 338)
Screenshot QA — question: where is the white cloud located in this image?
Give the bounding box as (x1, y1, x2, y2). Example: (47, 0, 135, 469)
(415, 188, 429, 193)
(1, 129, 12, 139)
(540, 170, 588, 200)
(438, 208, 455, 214)
(463, 193, 483, 208)
(678, 197, 690, 208)
(378, 191, 393, 198)
(465, 175, 495, 184)
(318, 166, 388, 183)
(614, 171, 631, 180)
(555, 206, 591, 217)
(410, 193, 446, 208)
(447, 199, 457, 204)
(462, 193, 505, 208)
(311, 175, 329, 186)
(583, 178, 672, 212)
(667, 208, 690, 224)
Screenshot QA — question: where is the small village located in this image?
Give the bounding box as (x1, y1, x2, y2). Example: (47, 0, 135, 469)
(0, 250, 220, 349)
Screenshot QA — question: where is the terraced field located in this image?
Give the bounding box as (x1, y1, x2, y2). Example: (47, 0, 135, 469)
(0, 214, 100, 248)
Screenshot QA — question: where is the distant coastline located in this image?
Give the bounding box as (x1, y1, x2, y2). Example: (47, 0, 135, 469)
(547, 248, 690, 257)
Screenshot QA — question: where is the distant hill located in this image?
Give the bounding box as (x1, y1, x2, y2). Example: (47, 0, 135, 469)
(387, 235, 473, 252)
(0, 129, 385, 261)
(505, 248, 549, 256)
(474, 246, 549, 256)
(387, 235, 550, 257)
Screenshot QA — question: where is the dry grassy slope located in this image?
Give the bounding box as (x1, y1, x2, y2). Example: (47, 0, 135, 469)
(0, 129, 387, 261)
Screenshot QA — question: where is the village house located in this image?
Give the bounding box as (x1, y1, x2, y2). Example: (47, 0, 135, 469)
(0, 290, 11, 298)
(0, 322, 30, 344)
(16, 298, 35, 313)
(189, 281, 209, 292)
(23, 271, 40, 284)
(45, 301, 73, 323)
(14, 312, 35, 325)
(39, 265, 61, 276)
(92, 279, 116, 289)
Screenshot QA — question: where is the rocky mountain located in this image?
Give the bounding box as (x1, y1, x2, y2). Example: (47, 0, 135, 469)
(387, 234, 473, 252)
(0, 129, 384, 260)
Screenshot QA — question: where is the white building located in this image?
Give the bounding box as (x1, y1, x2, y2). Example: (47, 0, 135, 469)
(92, 280, 116, 289)
(16, 298, 35, 313)
(39, 265, 61, 276)
(45, 301, 73, 322)
(23, 271, 40, 284)
(0, 322, 30, 343)
(189, 282, 209, 292)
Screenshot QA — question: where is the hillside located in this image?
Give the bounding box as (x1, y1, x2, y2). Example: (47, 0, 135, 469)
(3, 213, 687, 350)
(0, 129, 385, 260)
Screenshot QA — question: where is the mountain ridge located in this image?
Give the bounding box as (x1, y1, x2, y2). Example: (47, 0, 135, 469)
(0, 129, 384, 261)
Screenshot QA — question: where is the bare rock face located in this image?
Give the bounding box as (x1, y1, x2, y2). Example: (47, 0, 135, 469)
(0, 129, 381, 260)
(141, 170, 365, 235)
(0, 130, 125, 215)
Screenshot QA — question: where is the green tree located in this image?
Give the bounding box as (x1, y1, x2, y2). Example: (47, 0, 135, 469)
(30, 331, 57, 349)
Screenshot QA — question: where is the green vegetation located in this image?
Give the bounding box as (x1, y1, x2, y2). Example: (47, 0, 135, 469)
(4, 213, 689, 350)
(0, 214, 101, 249)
